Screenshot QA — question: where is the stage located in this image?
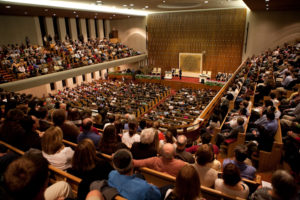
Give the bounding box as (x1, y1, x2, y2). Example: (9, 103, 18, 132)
(108, 73, 224, 91)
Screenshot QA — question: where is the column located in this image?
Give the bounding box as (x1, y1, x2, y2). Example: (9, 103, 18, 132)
(69, 18, 78, 41)
(104, 19, 110, 38)
(45, 17, 55, 39)
(33, 17, 43, 46)
(94, 71, 100, 80)
(66, 78, 74, 89)
(97, 19, 105, 39)
(55, 81, 63, 91)
(58, 17, 67, 42)
(79, 18, 87, 42)
(86, 73, 92, 83)
(88, 19, 96, 39)
(77, 75, 83, 85)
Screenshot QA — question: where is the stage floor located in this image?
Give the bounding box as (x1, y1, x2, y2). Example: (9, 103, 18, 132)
(167, 76, 200, 84)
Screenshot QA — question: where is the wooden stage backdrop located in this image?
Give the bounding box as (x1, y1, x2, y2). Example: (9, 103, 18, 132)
(147, 9, 247, 79)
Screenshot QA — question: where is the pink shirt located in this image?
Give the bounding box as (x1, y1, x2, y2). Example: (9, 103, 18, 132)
(133, 157, 186, 177)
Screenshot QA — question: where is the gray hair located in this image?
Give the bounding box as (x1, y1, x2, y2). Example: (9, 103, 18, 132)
(140, 128, 155, 144)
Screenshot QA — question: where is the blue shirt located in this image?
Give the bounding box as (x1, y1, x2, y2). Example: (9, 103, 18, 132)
(77, 131, 101, 146)
(108, 170, 161, 200)
(223, 159, 256, 180)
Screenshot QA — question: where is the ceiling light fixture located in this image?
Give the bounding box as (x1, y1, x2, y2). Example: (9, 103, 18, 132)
(145, 5, 149, 8)
(1, 0, 150, 16)
(73, 11, 76, 13)
(266, 7, 269, 10)
(123, 4, 127, 7)
(129, 4, 134, 6)
(204, 1, 208, 4)
(265, 0, 269, 2)
(266, 4, 269, 7)
(128, 16, 130, 18)
(53, 13, 56, 16)
(5, 5, 11, 8)
(163, 0, 166, 3)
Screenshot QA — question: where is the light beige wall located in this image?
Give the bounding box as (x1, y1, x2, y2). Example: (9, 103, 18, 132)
(104, 19, 110, 38)
(110, 17, 147, 53)
(19, 84, 51, 98)
(244, 10, 300, 58)
(0, 15, 42, 46)
(58, 17, 67, 41)
(97, 19, 105, 39)
(88, 19, 96, 39)
(45, 17, 55, 39)
(79, 18, 87, 42)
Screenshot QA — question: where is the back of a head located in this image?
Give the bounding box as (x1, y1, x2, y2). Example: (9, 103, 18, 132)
(41, 126, 63, 154)
(266, 110, 275, 121)
(82, 118, 93, 132)
(4, 156, 49, 200)
(72, 139, 96, 172)
(52, 109, 66, 126)
(38, 107, 48, 119)
(271, 170, 297, 200)
(140, 128, 155, 145)
(223, 163, 241, 186)
(237, 117, 245, 126)
(175, 164, 201, 200)
(112, 149, 133, 175)
(168, 126, 178, 138)
(201, 133, 212, 144)
(177, 135, 187, 149)
(161, 143, 175, 160)
(128, 120, 137, 136)
(153, 121, 160, 129)
(234, 145, 247, 162)
(6, 108, 24, 122)
(195, 144, 213, 166)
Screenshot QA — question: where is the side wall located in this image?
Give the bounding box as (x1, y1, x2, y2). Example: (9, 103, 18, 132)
(110, 17, 147, 53)
(0, 15, 43, 46)
(244, 10, 300, 58)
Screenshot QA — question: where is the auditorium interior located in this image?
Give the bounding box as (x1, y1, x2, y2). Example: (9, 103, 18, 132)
(0, 0, 300, 199)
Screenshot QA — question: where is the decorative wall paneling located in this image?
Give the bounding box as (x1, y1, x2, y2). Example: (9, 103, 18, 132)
(147, 9, 247, 78)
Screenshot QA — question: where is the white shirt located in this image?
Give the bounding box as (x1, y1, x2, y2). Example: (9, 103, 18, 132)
(193, 163, 218, 188)
(121, 132, 140, 148)
(215, 179, 249, 199)
(42, 147, 74, 170)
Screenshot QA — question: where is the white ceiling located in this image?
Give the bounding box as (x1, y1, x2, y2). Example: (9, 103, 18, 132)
(0, 0, 249, 16)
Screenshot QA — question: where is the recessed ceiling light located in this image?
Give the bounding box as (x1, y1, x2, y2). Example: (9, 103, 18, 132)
(73, 11, 76, 13)
(265, 0, 269, 2)
(53, 13, 56, 16)
(96, 0, 102, 3)
(113, 14, 116, 16)
(204, 1, 208, 4)
(5, 5, 11, 8)
(145, 5, 149, 8)
(163, 0, 166, 3)
(123, 4, 127, 7)
(266, 7, 269, 10)
(130, 4, 134, 6)
(128, 16, 130, 18)
(44, 9, 48, 11)
(266, 4, 269, 7)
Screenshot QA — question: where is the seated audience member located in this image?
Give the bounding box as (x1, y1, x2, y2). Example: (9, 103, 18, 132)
(258, 111, 278, 152)
(68, 139, 113, 200)
(175, 135, 195, 164)
(85, 190, 105, 200)
(223, 145, 256, 180)
(41, 126, 74, 170)
(131, 128, 158, 159)
(0, 109, 26, 151)
(216, 117, 245, 147)
(98, 125, 127, 155)
(0, 154, 74, 200)
(52, 109, 80, 143)
(193, 144, 218, 188)
(159, 127, 177, 149)
(215, 163, 249, 199)
(103, 114, 115, 130)
(133, 143, 186, 177)
(164, 165, 205, 200)
(250, 170, 298, 200)
(38, 106, 52, 131)
(122, 120, 140, 148)
(153, 121, 165, 140)
(108, 149, 161, 200)
(20, 115, 42, 151)
(77, 118, 101, 146)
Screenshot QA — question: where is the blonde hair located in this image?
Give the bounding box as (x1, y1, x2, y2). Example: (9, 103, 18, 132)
(41, 126, 64, 154)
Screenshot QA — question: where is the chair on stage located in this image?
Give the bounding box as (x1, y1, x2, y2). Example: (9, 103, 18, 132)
(174, 68, 179, 76)
(157, 68, 161, 75)
(152, 67, 157, 75)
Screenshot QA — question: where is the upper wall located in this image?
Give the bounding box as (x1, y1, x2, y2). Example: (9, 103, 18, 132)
(0, 15, 43, 46)
(147, 9, 247, 77)
(110, 17, 147, 53)
(244, 10, 300, 58)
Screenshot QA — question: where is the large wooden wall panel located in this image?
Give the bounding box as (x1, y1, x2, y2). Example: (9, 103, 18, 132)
(147, 9, 247, 78)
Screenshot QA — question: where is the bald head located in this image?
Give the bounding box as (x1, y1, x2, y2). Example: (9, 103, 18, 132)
(82, 118, 93, 131)
(177, 135, 187, 150)
(161, 143, 175, 160)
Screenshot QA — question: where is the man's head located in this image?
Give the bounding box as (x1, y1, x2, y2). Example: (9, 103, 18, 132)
(234, 145, 247, 162)
(271, 170, 297, 200)
(52, 109, 66, 126)
(237, 117, 244, 126)
(176, 135, 187, 151)
(112, 149, 133, 175)
(4, 155, 49, 200)
(82, 118, 93, 132)
(160, 143, 175, 160)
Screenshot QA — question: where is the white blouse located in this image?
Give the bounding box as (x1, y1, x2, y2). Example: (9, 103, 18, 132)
(42, 147, 74, 170)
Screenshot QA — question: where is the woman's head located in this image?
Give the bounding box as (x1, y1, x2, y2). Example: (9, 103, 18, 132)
(271, 170, 297, 200)
(195, 144, 213, 166)
(174, 164, 201, 200)
(72, 139, 97, 172)
(41, 126, 63, 154)
(223, 163, 241, 186)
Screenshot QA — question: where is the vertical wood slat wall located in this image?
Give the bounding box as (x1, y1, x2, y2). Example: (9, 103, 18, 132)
(147, 9, 247, 78)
